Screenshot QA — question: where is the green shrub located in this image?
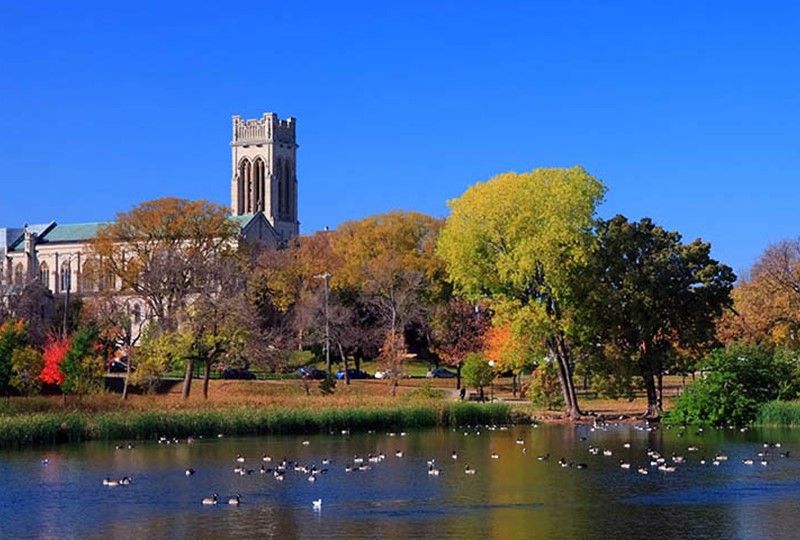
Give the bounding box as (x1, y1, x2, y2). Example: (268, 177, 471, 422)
(667, 343, 800, 427)
(319, 374, 337, 395)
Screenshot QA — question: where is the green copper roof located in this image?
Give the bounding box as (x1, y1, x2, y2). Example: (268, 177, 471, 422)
(8, 215, 266, 251)
(229, 214, 256, 227)
(40, 222, 107, 244)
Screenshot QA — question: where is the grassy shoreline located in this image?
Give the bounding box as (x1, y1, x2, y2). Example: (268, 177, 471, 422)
(0, 402, 515, 448)
(755, 400, 800, 427)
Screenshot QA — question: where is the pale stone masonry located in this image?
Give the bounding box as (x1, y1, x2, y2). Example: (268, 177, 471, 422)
(230, 113, 300, 242)
(1, 112, 299, 306)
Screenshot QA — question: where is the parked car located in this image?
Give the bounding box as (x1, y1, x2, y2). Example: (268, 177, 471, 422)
(221, 367, 257, 380)
(335, 369, 372, 380)
(427, 367, 457, 379)
(297, 367, 327, 380)
(375, 369, 409, 379)
(107, 359, 133, 373)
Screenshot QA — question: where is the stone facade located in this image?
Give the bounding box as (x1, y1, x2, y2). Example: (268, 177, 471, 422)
(1, 111, 299, 312)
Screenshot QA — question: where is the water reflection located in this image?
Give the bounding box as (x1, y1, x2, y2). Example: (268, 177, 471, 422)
(2, 424, 800, 539)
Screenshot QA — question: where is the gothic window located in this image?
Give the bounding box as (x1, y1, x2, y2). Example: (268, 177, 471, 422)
(239, 158, 251, 213)
(132, 304, 142, 324)
(39, 262, 50, 289)
(60, 262, 72, 292)
(277, 158, 284, 217)
(13, 263, 23, 285)
(254, 158, 265, 211)
(283, 160, 291, 219)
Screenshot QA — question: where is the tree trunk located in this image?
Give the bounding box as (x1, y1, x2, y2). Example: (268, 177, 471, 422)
(479, 386, 484, 401)
(202, 360, 211, 400)
(551, 334, 581, 418)
(456, 363, 462, 390)
(639, 358, 660, 419)
(512, 373, 518, 397)
(122, 360, 131, 401)
(337, 342, 350, 385)
(181, 358, 194, 399)
(657, 371, 664, 412)
(390, 376, 398, 397)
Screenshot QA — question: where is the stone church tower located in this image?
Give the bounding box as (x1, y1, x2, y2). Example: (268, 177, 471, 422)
(230, 113, 299, 240)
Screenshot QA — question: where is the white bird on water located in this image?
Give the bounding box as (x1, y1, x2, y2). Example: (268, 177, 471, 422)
(312, 499, 322, 510)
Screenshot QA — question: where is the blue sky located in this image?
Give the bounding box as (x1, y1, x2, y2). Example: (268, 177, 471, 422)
(1, 1, 798, 274)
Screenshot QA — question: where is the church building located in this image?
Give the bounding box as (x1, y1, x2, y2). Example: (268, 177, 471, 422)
(1, 112, 299, 299)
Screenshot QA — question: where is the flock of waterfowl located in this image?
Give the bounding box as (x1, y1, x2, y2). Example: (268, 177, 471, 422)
(92, 421, 792, 511)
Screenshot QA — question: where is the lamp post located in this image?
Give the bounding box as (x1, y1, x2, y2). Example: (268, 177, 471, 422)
(314, 271, 331, 373)
(488, 360, 495, 402)
(62, 257, 73, 337)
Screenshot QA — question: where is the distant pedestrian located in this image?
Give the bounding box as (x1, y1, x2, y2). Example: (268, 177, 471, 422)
(459, 387, 466, 401)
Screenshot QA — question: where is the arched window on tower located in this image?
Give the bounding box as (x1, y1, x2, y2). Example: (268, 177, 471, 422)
(253, 158, 265, 212)
(283, 160, 291, 220)
(60, 261, 72, 292)
(239, 158, 252, 213)
(277, 158, 283, 217)
(13, 263, 23, 285)
(132, 304, 142, 325)
(39, 262, 50, 290)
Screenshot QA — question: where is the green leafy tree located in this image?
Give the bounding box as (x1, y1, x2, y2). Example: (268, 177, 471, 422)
(668, 344, 800, 426)
(462, 352, 494, 401)
(133, 327, 192, 393)
(529, 358, 565, 410)
(438, 167, 606, 417)
(571, 216, 735, 418)
(0, 319, 28, 396)
(10, 346, 44, 396)
(60, 326, 105, 398)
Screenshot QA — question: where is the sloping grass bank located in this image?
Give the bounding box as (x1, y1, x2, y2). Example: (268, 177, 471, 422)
(755, 400, 800, 427)
(0, 402, 514, 448)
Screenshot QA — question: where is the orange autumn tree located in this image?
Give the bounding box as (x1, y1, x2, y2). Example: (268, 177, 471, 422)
(483, 323, 533, 397)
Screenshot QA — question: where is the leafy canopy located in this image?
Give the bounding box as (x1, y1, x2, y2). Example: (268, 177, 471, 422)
(462, 352, 494, 393)
(437, 167, 605, 350)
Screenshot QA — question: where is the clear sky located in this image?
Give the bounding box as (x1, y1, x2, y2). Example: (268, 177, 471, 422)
(1, 1, 798, 275)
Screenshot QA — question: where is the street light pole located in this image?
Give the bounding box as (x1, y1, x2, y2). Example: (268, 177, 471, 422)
(488, 360, 495, 402)
(62, 259, 72, 337)
(314, 271, 331, 373)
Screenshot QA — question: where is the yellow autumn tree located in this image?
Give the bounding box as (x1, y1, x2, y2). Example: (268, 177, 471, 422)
(438, 167, 606, 418)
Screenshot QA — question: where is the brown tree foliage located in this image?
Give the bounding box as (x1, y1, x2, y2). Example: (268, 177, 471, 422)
(430, 298, 489, 388)
(718, 239, 800, 349)
(90, 198, 241, 398)
(91, 198, 239, 331)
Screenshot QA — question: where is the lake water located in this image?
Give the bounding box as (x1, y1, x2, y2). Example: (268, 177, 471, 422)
(2, 423, 800, 539)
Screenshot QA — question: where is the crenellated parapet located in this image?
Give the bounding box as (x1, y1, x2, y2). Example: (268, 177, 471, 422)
(231, 113, 296, 147)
